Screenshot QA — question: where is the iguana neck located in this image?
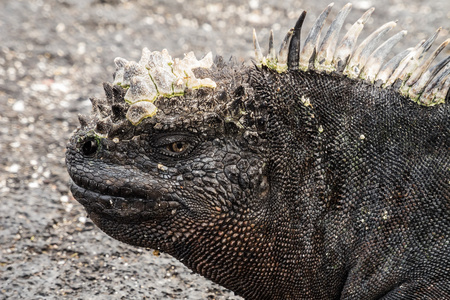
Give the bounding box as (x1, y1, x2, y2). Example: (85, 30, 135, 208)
(165, 204, 347, 299)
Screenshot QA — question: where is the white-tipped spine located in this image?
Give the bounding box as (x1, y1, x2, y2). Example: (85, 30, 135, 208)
(407, 38, 450, 89)
(361, 30, 407, 83)
(344, 21, 397, 79)
(253, 29, 264, 64)
(333, 7, 374, 72)
(408, 39, 450, 101)
(384, 40, 424, 87)
(315, 3, 353, 72)
(299, 3, 334, 71)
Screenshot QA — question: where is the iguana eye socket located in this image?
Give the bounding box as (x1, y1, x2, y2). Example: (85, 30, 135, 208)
(166, 141, 189, 153)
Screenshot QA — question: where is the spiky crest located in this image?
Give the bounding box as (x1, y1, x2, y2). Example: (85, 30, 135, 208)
(88, 2, 449, 131)
(253, 3, 450, 106)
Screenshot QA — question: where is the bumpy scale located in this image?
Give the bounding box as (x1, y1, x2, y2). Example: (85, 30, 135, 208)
(67, 3, 450, 299)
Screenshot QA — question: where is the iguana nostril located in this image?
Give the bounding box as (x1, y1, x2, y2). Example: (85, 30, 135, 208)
(81, 139, 98, 156)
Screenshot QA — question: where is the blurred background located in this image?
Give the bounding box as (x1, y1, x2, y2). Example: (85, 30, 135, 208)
(1, 0, 448, 299)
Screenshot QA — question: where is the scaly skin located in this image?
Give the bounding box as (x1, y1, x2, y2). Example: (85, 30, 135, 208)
(66, 57, 449, 298)
(66, 2, 450, 295)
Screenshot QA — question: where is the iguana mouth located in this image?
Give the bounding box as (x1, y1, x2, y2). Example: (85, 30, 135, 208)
(70, 181, 182, 222)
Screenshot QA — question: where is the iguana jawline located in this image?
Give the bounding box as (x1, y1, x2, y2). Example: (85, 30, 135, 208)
(70, 181, 183, 222)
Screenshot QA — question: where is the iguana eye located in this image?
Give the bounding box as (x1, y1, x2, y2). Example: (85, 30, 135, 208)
(153, 134, 196, 157)
(166, 141, 189, 153)
(81, 138, 98, 156)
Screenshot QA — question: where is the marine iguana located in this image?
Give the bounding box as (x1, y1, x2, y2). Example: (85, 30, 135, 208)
(66, 3, 450, 299)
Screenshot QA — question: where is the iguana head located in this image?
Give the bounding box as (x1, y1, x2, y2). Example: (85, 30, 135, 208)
(66, 52, 268, 229)
(66, 3, 449, 298)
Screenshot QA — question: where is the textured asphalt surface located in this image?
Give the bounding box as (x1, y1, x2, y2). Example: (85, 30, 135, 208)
(1, 0, 448, 299)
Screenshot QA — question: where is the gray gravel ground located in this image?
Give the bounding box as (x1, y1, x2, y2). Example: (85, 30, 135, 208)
(1, 0, 448, 299)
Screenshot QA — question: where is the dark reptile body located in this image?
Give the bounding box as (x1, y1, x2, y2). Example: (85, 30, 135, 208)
(66, 60, 450, 299)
